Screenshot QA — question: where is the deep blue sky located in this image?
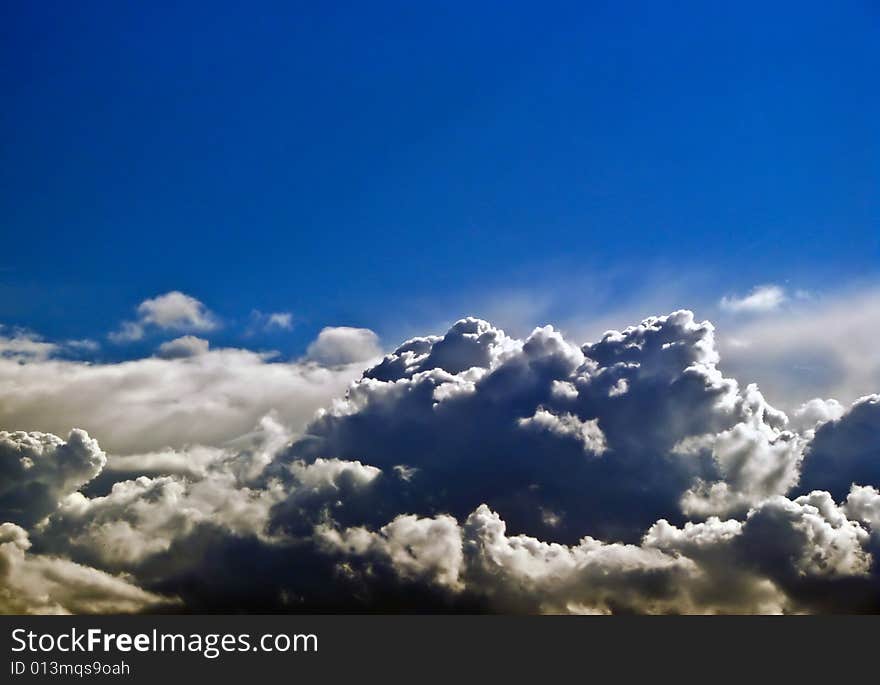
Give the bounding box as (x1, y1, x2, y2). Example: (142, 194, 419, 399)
(2, 1, 877, 354)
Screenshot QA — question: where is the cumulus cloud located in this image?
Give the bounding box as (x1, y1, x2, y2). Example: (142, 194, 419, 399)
(3, 309, 880, 614)
(321, 493, 875, 614)
(0, 523, 170, 614)
(156, 335, 210, 359)
(798, 395, 880, 500)
(0, 429, 105, 526)
(845, 485, 880, 535)
(281, 312, 767, 542)
(720, 285, 787, 314)
(305, 327, 382, 366)
(518, 409, 607, 455)
(679, 387, 804, 517)
(110, 291, 218, 342)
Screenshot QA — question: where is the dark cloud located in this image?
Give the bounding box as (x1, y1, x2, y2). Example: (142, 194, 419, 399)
(799, 395, 880, 500)
(3, 311, 880, 613)
(0, 429, 105, 526)
(0, 523, 171, 614)
(274, 312, 792, 543)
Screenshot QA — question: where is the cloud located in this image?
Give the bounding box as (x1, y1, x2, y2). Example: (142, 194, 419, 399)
(720, 285, 787, 314)
(518, 409, 607, 455)
(0, 328, 58, 361)
(3, 309, 880, 614)
(156, 335, 210, 359)
(110, 291, 218, 342)
(0, 326, 99, 362)
(678, 387, 804, 518)
(0, 429, 105, 526)
(321, 492, 875, 614)
(280, 312, 771, 542)
(718, 286, 880, 409)
(266, 312, 293, 330)
(0, 345, 366, 455)
(317, 513, 464, 591)
(247, 310, 295, 335)
(845, 485, 880, 535)
(0, 523, 170, 614)
(799, 395, 880, 500)
(305, 327, 382, 366)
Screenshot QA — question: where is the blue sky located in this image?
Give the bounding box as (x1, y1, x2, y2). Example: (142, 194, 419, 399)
(2, 1, 877, 357)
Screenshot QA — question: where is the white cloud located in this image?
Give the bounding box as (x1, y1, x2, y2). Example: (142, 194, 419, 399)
(247, 310, 295, 335)
(0, 429, 106, 526)
(518, 409, 607, 455)
(719, 286, 880, 409)
(0, 346, 366, 454)
(0, 328, 100, 362)
(266, 312, 293, 330)
(318, 513, 464, 591)
(0, 326, 59, 361)
(110, 291, 218, 342)
(156, 335, 210, 359)
(0, 523, 171, 614)
(845, 485, 880, 533)
(305, 327, 382, 366)
(720, 285, 787, 314)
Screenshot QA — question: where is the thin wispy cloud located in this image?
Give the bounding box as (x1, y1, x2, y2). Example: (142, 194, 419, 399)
(720, 285, 788, 314)
(266, 312, 293, 330)
(719, 286, 880, 410)
(245, 310, 295, 336)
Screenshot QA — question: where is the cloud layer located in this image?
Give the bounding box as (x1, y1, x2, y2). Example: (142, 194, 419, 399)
(0, 346, 366, 455)
(1, 310, 879, 614)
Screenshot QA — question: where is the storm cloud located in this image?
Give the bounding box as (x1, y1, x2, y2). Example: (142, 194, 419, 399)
(1, 311, 879, 614)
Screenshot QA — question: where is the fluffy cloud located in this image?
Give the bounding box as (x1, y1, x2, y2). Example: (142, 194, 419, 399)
(720, 285, 787, 314)
(679, 387, 804, 517)
(156, 335, 210, 359)
(2, 309, 879, 614)
(0, 523, 169, 614)
(305, 327, 382, 366)
(279, 312, 773, 542)
(321, 493, 875, 614)
(845, 485, 880, 536)
(0, 346, 366, 454)
(0, 429, 105, 526)
(41, 472, 285, 569)
(110, 291, 218, 342)
(798, 395, 880, 499)
(518, 409, 607, 455)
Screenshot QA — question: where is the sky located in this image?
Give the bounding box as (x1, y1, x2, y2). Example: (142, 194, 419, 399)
(2, 1, 877, 355)
(2, 3, 880, 615)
